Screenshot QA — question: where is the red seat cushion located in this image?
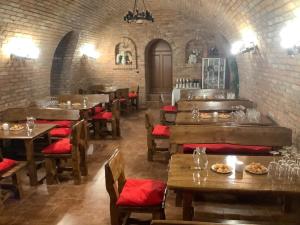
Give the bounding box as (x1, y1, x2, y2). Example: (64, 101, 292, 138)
(128, 92, 138, 98)
(36, 120, 72, 128)
(42, 138, 72, 154)
(162, 105, 177, 112)
(152, 125, 170, 137)
(119, 98, 127, 103)
(183, 143, 272, 154)
(92, 112, 113, 120)
(49, 128, 72, 137)
(0, 158, 16, 172)
(116, 179, 166, 207)
(94, 106, 105, 113)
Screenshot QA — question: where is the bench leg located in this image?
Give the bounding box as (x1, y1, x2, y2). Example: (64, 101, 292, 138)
(72, 149, 81, 185)
(11, 172, 23, 199)
(45, 158, 58, 185)
(79, 147, 88, 176)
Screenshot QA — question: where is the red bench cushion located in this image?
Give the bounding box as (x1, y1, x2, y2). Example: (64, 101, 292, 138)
(92, 112, 113, 120)
(50, 128, 72, 137)
(162, 105, 177, 112)
(0, 158, 16, 172)
(128, 92, 138, 98)
(183, 143, 272, 154)
(42, 138, 72, 154)
(94, 106, 105, 113)
(152, 125, 170, 137)
(36, 120, 72, 128)
(116, 179, 166, 207)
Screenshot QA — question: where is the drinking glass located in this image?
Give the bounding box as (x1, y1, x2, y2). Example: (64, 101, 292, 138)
(26, 117, 36, 134)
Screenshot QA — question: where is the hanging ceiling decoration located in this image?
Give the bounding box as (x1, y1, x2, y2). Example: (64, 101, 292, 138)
(124, 0, 154, 24)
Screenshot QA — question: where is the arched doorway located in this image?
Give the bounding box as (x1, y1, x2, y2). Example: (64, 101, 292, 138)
(50, 31, 79, 95)
(146, 39, 172, 96)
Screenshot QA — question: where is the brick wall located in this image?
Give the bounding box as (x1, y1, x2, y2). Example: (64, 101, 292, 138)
(0, 0, 299, 145)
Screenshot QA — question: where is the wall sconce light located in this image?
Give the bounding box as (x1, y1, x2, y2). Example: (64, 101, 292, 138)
(280, 14, 300, 56)
(80, 44, 100, 59)
(2, 36, 40, 59)
(231, 29, 258, 55)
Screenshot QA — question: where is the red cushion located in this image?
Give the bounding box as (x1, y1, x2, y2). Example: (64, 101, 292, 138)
(119, 98, 127, 103)
(183, 143, 272, 154)
(116, 179, 166, 207)
(36, 120, 72, 128)
(42, 138, 72, 154)
(0, 158, 16, 172)
(162, 105, 177, 112)
(128, 92, 138, 98)
(94, 106, 105, 113)
(92, 112, 112, 120)
(152, 125, 170, 137)
(49, 128, 72, 137)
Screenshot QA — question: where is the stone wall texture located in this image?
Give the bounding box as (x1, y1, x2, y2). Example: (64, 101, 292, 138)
(0, 0, 299, 145)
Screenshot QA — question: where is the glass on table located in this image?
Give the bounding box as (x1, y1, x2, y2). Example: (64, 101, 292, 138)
(26, 117, 36, 134)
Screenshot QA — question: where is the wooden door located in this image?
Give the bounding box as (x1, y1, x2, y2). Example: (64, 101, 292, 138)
(149, 40, 172, 94)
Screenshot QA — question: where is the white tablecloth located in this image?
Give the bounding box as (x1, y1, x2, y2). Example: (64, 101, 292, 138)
(171, 87, 201, 106)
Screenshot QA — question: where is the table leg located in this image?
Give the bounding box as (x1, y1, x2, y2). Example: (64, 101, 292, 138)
(24, 140, 37, 186)
(182, 191, 194, 221)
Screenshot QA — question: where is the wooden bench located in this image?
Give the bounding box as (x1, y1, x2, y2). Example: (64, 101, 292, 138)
(152, 220, 299, 225)
(170, 125, 292, 155)
(177, 99, 255, 112)
(43, 120, 88, 185)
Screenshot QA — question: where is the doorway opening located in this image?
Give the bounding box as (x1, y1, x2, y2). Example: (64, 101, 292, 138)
(50, 31, 79, 95)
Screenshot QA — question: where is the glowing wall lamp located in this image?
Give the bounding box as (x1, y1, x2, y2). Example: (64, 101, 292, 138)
(280, 11, 300, 56)
(2, 37, 40, 59)
(79, 44, 100, 59)
(231, 29, 258, 55)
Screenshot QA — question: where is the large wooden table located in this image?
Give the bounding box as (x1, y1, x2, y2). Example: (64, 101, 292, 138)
(167, 154, 300, 221)
(0, 124, 56, 186)
(175, 112, 275, 126)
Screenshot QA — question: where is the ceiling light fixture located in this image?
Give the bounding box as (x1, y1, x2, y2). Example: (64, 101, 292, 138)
(124, 0, 154, 24)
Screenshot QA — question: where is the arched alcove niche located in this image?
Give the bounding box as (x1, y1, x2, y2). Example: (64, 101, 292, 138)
(50, 31, 79, 95)
(114, 37, 137, 70)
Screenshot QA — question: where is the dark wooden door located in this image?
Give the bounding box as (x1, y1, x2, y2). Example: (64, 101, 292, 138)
(149, 40, 172, 94)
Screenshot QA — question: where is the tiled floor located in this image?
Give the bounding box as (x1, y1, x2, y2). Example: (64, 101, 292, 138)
(0, 110, 299, 225)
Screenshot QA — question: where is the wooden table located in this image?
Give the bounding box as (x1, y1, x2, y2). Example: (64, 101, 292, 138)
(0, 124, 56, 186)
(177, 99, 255, 112)
(43, 102, 99, 120)
(167, 154, 300, 221)
(175, 112, 275, 126)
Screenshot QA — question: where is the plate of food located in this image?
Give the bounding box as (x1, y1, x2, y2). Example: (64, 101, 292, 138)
(211, 163, 232, 174)
(218, 113, 231, 119)
(200, 113, 213, 119)
(72, 103, 81, 106)
(9, 124, 25, 131)
(245, 162, 268, 175)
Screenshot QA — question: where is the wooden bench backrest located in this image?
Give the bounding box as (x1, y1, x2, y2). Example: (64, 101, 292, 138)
(85, 94, 109, 104)
(177, 100, 255, 112)
(71, 119, 88, 151)
(56, 95, 84, 103)
(29, 108, 80, 121)
(180, 89, 228, 100)
(2, 108, 28, 122)
(170, 125, 292, 147)
(115, 88, 129, 99)
(105, 149, 126, 204)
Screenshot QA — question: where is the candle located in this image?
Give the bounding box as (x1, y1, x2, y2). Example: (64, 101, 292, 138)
(2, 123, 9, 131)
(213, 112, 218, 118)
(235, 161, 244, 173)
(67, 101, 71, 105)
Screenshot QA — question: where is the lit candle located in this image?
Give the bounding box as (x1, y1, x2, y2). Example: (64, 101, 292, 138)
(235, 161, 244, 173)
